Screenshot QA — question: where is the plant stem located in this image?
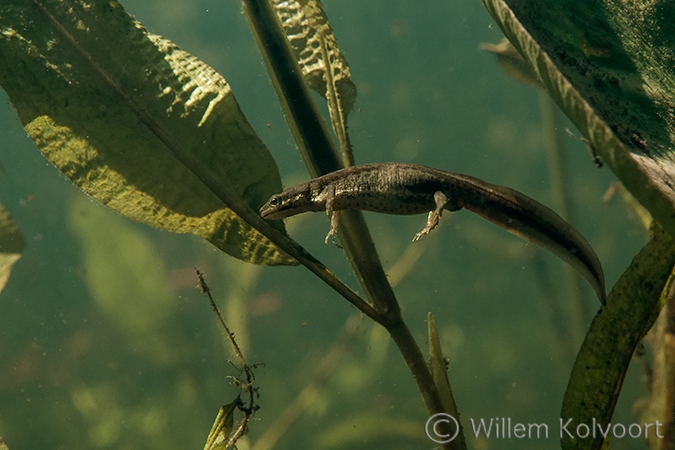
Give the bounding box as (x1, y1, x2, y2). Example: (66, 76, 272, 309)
(242, 0, 395, 315)
(386, 313, 467, 450)
(242, 1, 462, 447)
(31, 0, 379, 322)
(539, 92, 587, 345)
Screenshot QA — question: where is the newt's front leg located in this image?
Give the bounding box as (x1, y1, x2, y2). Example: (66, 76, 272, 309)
(318, 184, 340, 244)
(412, 191, 449, 242)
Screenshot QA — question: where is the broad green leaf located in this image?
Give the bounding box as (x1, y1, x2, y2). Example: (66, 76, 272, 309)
(203, 402, 238, 450)
(561, 227, 675, 450)
(0, 0, 295, 266)
(481, 0, 675, 237)
(0, 204, 24, 295)
(272, 0, 357, 164)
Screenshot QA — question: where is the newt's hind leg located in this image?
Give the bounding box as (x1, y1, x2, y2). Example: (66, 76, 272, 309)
(413, 191, 449, 242)
(324, 210, 340, 244)
(321, 184, 340, 244)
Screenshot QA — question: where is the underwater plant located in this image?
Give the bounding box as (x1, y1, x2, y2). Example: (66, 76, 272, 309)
(1, 1, 674, 449)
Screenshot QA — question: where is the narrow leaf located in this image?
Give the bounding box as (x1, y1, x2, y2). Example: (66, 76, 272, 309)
(427, 312, 466, 449)
(479, 38, 541, 89)
(636, 285, 675, 449)
(272, 0, 357, 164)
(561, 227, 675, 450)
(203, 402, 238, 450)
(481, 0, 675, 237)
(0, 0, 294, 266)
(0, 204, 24, 295)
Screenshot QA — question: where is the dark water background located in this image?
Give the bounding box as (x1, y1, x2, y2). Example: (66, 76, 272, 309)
(0, 0, 650, 449)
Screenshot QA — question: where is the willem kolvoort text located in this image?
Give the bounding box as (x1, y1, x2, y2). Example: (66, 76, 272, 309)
(469, 417, 665, 440)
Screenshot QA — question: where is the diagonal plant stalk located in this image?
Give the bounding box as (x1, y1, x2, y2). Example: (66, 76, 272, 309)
(242, 1, 465, 448)
(252, 239, 430, 450)
(28, 0, 380, 325)
(251, 314, 362, 450)
(241, 0, 394, 315)
(2, 2, 460, 445)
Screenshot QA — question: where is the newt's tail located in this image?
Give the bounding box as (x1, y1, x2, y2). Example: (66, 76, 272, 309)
(465, 183, 606, 305)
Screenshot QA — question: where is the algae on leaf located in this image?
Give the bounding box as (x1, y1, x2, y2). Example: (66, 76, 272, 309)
(0, 0, 294, 266)
(481, 0, 675, 236)
(0, 204, 24, 295)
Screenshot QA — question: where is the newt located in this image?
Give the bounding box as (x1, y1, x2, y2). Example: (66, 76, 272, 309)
(260, 162, 606, 304)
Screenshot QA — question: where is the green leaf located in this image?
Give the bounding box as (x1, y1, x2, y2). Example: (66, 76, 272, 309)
(636, 283, 675, 449)
(427, 312, 466, 449)
(0, 0, 295, 266)
(272, 0, 357, 164)
(427, 314, 459, 417)
(273, 0, 356, 113)
(68, 195, 189, 367)
(481, 0, 675, 237)
(203, 402, 238, 450)
(479, 38, 542, 89)
(0, 204, 24, 295)
(561, 227, 675, 450)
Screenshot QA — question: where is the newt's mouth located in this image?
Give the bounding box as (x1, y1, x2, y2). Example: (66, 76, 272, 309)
(259, 197, 293, 219)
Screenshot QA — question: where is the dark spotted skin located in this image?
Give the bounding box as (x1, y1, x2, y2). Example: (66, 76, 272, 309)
(260, 162, 606, 304)
(260, 163, 463, 218)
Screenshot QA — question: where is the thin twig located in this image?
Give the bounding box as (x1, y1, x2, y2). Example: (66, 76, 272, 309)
(197, 268, 249, 368)
(196, 268, 259, 449)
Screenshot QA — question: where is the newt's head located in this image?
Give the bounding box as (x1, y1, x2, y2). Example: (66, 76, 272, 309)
(259, 184, 315, 220)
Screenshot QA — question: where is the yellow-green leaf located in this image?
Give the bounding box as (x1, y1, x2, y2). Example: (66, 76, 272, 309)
(0, 204, 24, 295)
(272, 0, 356, 164)
(273, 0, 355, 109)
(0, 0, 295, 266)
(203, 402, 238, 450)
(481, 0, 675, 237)
(561, 227, 675, 450)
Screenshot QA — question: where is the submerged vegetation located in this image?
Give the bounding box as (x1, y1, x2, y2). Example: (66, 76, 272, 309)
(1, 0, 675, 449)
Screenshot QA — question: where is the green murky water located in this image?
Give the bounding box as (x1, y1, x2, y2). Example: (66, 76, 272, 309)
(0, 1, 649, 449)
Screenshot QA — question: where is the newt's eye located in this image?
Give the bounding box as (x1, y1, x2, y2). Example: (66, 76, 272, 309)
(269, 197, 280, 206)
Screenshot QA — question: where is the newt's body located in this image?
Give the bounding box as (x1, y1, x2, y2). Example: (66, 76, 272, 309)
(260, 163, 606, 304)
